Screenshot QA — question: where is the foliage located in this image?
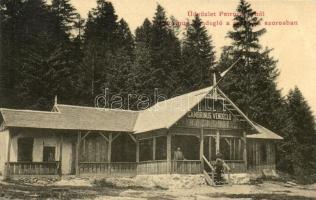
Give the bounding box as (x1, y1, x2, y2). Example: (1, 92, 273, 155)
(278, 87, 316, 177)
(218, 0, 285, 132)
(181, 15, 216, 93)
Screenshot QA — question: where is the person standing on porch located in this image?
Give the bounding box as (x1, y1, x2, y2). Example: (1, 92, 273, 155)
(173, 147, 185, 173)
(174, 147, 184, 160)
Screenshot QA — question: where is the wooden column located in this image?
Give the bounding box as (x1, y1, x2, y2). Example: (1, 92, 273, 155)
(4, 131, 12, 179)
(153, 137, 156, 160)
(107, 133, 112, 173)
(166, 131, 172, 173)
(229, 140, 233, 160)
(136, 141, 140, 162)
(75, 131, 81, 176)
(59, 134, 63, 176)
(199, 128, 204, 160)
(108, 133, 112, 162)
(208, 136, 212, 161)
(200, 128, 204, 172)
(243, 131, 247, 168)
(216, 129, 220, 154)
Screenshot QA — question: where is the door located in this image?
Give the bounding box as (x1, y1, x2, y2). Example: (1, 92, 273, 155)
(17, 137, 34, 162)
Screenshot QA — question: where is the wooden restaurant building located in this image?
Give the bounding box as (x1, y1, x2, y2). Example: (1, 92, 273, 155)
(0, 85, 282, 180)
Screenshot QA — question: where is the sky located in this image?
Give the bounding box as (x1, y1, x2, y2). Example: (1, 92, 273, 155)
(70, 0, 316, 114)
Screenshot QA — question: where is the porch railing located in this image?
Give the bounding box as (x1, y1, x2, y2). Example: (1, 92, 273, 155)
(5, 160, 246, 176)
(5, 162, 60, 175)
(79, 162, 137, 175)
(171, 160, 202, 174)
(137, 160, 201, 175)
(137, 160, 168, 174)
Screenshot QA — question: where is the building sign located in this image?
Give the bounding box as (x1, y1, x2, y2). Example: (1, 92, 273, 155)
(187, 111, 232, 121)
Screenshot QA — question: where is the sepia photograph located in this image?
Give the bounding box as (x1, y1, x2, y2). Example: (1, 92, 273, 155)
(0, 0, 315, 199)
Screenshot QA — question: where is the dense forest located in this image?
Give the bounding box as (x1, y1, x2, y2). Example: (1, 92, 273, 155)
(0, 0, 315, 182)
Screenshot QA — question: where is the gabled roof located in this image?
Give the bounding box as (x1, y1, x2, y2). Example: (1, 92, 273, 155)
(0, 85, 283, 140)
(0, 108, 63, 130)
(54, 104, 138, 132)
(0, 105, 138, 132)
(133, 86, 214, 133)
(247, 123, 283, 140)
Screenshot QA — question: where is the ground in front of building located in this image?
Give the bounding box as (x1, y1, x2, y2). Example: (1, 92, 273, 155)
(0, 174, 315, 200)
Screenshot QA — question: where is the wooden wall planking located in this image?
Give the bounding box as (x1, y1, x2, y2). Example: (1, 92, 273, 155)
(246, 139, 276, 172)
(80, 133, 108, 163)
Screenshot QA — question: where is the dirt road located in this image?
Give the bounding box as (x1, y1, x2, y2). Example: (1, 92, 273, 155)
(0, 181, 315, 200)
(0, 174, 315, 200)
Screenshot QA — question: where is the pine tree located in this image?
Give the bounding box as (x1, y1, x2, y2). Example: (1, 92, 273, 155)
(1, 0, 55, 109)
(181, 15, 216, 93)
(50, 0, 82, 105)
(51, 0, 77, 38)
(80, 1, 135, 108)
(108, 18, 135, 109)
(73, 13, 85, 40)
(218, 0, 285, 132)
(84, 0, 118, 49)
(133, 19, 152, 93)
(0, 0, 80, 109)
(117, 19, 134, 55)
(80, 1, 119, 103)
(0, 0, 26, 108)
(279, 87, 316, 179)
(133, 5, 182, 105)
(16, 0, 79, 109)
(17, 33, 73, 109)
(135, 18, 152, 45)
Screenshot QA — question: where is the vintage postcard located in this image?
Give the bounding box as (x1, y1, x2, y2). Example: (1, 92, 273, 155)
(0, 0, 315, 199)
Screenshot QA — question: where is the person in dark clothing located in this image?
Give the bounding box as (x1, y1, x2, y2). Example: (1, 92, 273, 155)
(174, 147, 184, 160)
(173, 147, 185, 173)
(214, 152, 229, 185)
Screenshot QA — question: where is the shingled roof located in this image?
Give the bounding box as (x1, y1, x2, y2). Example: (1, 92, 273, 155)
(133, 86, 214, 133)
(247, 123, 283, 140)
(0, 86, 283, 140)
(0, 105, 138, 132)
(0, 109, 64, 130)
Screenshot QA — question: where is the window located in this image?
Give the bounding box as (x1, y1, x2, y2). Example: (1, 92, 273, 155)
(43, 146, 56, 162)
(17, 137, 33, 162)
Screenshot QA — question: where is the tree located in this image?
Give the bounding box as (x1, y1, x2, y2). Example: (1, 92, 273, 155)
(132, 5, 182, 106)
(107, 18, 135, 109)
(278, 87, 316, 178)
(117, 18, 135, 56)
(51, 0, 77, 38)
(80, 1, 119, 103)
(133, 19, 152, 92)
(218, 0, 285, 132)
(17, 33, 74, 109)
(181, 15, 216, 93)
(0, 0, 80, 109)
(0, 0, 56, 109)
(80, 1, 135, 108)
(150, 5, 182, 97)
(84, 0, 118, 49)
(0, 0, 26, 108)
